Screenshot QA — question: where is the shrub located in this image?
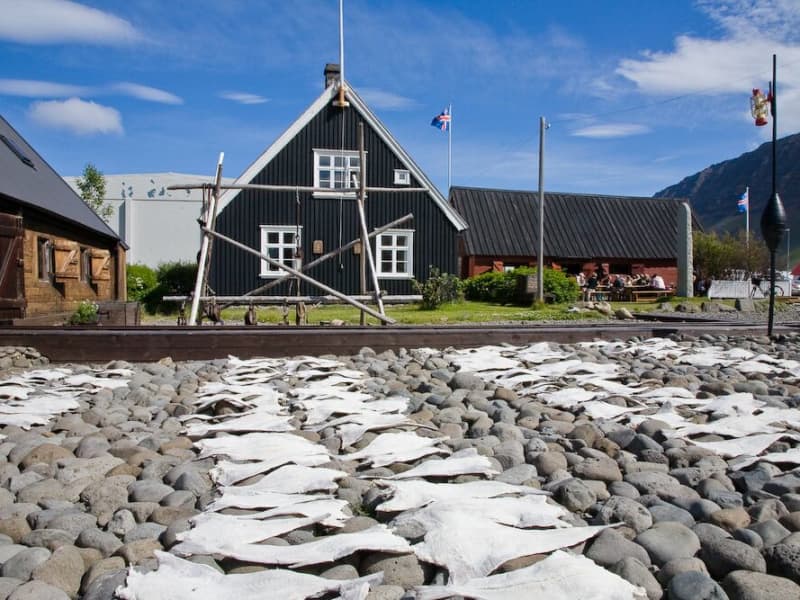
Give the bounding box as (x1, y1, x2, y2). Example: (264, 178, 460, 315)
(68, 300, 98, 325)
(142, 260, 198, 314)
(126, 263, 157, 302)
(463, 267, 580, 305)
(413, 266, 463, 310)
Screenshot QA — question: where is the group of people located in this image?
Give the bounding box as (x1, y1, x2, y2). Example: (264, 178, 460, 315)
(577, 270, 667, 301)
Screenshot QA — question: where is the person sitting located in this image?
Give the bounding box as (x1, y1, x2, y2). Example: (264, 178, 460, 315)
(583, 272, 598, 301)
(650, 273, 666, 290)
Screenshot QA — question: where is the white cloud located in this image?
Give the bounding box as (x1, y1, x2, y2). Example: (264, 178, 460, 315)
(356, 88, 417, 110)
(28, 98, 123, 135)
(571, 124, 651, 138)
(0, 79, 89, 97)
(219, 92, 269, 105)
(111, 83, 183, 105)
(0, 0, 141, 45)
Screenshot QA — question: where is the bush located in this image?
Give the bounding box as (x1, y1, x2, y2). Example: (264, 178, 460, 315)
(67, 300, 98, 325)
(463, 267, 580, 305)
(413, 267, 463, 309)
(126, 263, 157, 302)
(142, 261, 198, 314)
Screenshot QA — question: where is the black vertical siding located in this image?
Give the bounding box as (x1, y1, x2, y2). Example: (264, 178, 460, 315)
(210, 103, 458, 296)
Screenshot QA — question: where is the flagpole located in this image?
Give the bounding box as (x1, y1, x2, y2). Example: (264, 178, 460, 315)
(447, 102, 452, 191)
(746, 186, 750, 247)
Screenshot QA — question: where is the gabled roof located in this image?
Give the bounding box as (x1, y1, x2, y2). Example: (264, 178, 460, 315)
(217, 83, 467, 231)
(0, 115, 121, 243)
(451, 186, 694, 260)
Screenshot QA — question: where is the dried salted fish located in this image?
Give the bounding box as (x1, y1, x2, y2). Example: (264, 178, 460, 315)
(184, 413, 294, 437)
(117, 550, 382, 600)
(207, 490, 331, 512)
(197, 432, 329, 462)
(376, 479, 546, 513)
(210, 453, 331, 486)
(415, 550, 647, 600)
(218, 464, 346, 495)
(688, 432, 800, 458)
(343, 432, 449, 467)
(383, 448, 499, 480)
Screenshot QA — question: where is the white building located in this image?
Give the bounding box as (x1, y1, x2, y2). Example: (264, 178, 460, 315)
(65, 173, 232, 267)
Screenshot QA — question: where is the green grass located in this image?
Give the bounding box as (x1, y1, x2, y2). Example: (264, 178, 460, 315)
(141, 298, 693, 326)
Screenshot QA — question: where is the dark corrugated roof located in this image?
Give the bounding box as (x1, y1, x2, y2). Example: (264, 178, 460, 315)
(0, 115, 120, 243)
(451, 186, 693, 260)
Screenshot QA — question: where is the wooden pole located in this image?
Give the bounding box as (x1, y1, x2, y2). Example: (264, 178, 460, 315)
(356, 123, 386, 319)
(200, 225, 395, 324)
(169, 183, 427, 194)
(359, 124, 367, 325)
(189, 153, 224, 326)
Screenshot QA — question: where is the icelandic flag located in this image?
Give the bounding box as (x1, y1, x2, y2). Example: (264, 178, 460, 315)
(431, 107, 451, 132)
(737, 188, 749, 213)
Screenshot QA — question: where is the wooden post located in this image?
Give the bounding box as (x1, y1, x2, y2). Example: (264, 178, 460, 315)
(356, 123, 386, 320)
(358, 124, 367, 325)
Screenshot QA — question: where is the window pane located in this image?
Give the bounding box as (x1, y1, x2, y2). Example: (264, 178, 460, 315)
(396, 236, 407, 247)
(397, 250, 407, 263)
(381, 250, 392, 262)
(334, 172, 345, 187)
(396, 261, 407, 273)
(319, 155, 330, 167)
(334, 156, 344, 167)
(283, 232, 294, 244)
(268, 247, 279, 259)
(350, 157, 360, 168)
(382, 261, 393, 272)
(267, 232, 278, 244)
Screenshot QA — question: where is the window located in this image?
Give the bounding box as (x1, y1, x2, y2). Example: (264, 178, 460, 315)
(376, 229, 413, 278)
(313, 150, 361, 196)
(260, 226, 302, 277)
(0, 134, 35, 169)
(37, 237, 52, 281)
(394, 169, 410, 185)
(80, 248, 91, 283)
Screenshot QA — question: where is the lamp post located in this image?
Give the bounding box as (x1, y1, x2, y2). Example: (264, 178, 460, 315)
(787, 228, 791, 274)
(536, 117, 547, 304)
(759, 54, 787, 336)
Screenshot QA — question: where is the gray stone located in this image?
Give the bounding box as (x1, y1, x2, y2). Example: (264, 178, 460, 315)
(694, 523, 734, 547)
(532, 452, 567, 476)
(365, 585, 405, 600)
(159, 490, 196, 509)
(1, 547, 50, 580)
(76, 529, 123, 557)
(79, 475, 133, 518)
(657, 557, 709, 586)
(127, 481, 173, 503)
(45, 512, 97, 538)
(721, 570, 800, 600)
(7, 580, 69, 600)
(0, 578, 22, 600)
(449, 372, 484, 391)
(319, 564, 359, 580)
(80, 568, 127, 600)
(593, 495, 653, 533)
(625, 471, 686, 500)
(585, 528, 651, 568)
(172, 471, 211, 496)
(608, 481, 640, 500)
(649, 503, 696, 527)
(123, 523, 167, 544)
(609, 556, 662, 600)
(80, 557, 126, 593)
(635, 522, 701, 567)
(667, 571, 729, 600)
(553, 479, 596, 513)
(573, 457, 622, 482)
(702, 538, 767, 579)
(0, 545, 25, 566)
(762, 543, 800, 581)
(20, 529, 74, 551)
(107, 509, 136, 536)
(748, 519, 791, 547)
(359, 552, 424, 587)
(732, 528, 764, 550)
(494, 464, 537, 485)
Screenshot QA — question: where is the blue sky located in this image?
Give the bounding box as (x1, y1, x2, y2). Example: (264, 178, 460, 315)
(1, 0, 800, 198)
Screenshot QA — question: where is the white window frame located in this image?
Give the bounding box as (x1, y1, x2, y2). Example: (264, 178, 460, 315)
(376, 229, 414, 279)
(394, 169, 410, 186)
(313, 149, 362, 198)
(259, 225, 302, 278)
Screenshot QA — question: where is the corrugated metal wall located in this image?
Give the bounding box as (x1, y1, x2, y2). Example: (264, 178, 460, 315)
(210, 103, 458, 296)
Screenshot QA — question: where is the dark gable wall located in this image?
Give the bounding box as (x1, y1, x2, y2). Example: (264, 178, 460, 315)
(211, 102, 458, 296)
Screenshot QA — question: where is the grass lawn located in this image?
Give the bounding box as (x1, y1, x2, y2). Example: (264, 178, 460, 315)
(140, 297, 716, 326)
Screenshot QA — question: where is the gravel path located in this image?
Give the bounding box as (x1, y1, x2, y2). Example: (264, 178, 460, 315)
(1, 332, 800, 599)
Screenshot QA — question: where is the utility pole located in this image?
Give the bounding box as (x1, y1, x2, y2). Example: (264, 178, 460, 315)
(536, 117, 547, 304)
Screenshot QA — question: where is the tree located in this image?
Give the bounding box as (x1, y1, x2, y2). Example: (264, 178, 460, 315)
(693, 230, 769, 280)
(76, 163, 113, 222)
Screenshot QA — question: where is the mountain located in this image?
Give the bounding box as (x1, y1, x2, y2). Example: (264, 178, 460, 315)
(655, 132, 800, 258)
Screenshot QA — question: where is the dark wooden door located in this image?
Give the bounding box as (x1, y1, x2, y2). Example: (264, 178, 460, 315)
(0, 213, 25, 319)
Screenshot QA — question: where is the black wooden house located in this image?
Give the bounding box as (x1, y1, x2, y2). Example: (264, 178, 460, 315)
(210, 65, 467, 297)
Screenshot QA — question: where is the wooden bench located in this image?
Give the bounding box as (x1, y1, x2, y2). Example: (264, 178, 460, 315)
(631, 289, 673, 303)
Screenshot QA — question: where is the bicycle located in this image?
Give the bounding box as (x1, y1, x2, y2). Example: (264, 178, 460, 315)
(750, 276, 784, 298)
